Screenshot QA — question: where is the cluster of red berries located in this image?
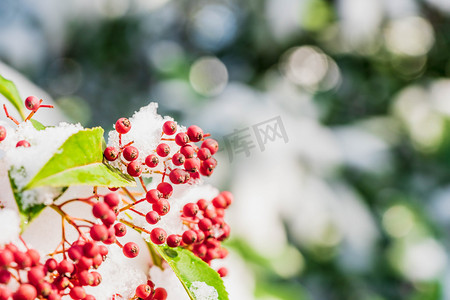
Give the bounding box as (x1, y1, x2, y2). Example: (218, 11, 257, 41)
(133, 280, 167, 300)
(0, 242, 101, 300)
(104, 119, 219, 180)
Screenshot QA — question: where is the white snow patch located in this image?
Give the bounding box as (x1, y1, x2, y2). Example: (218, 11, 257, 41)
(0, 209, 20, 245)
(149, 267, 189, 300)
(189, 281, 219, 300)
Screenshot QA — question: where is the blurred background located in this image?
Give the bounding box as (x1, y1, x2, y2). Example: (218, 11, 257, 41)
(2, 0, 450, 299)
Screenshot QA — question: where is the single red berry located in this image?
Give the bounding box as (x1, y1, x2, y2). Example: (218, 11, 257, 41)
(205, 238, 220, 249)
(180, 145, 195, 158)
(212, 195, 227, 209)
(198, 218, 213, 232)
(13, 284, 37, 300)
(219, 224, 230, 241)
(171, 153, 185, 166)
(201, 139, 219, 155)
(68, 245, 84, 261)
(202, 157, 217, 170)
(166, 235, 182, 248)
(146, 189, 162, 204)
(103, 227, 116, 245)
(45, 258, 57, 272)
(92, 254, 103, 268)
(182, 230, 197, 245)
(183, 203, 199, 217)
(127, 160, 142, 177)
(156, 143, 170, 157)
(0, 269, 10, 284)
(101, 209, 117, 227)
(104, 146, 119, 161)
(16, 140, 30, 148)
(136, 284, 152, 298)
(123, 146, 139, 161)
(145, 211, 160, 225)
(26, 249, 40, 266)
(193, 244, 207, 258)
(175, 132, 189, 146)
(153, 199, 170, 216)
(157, 182, 173, 198)
(99, 245, 109, 256)
(195, 230, 205, 244)
(145, 154, 159, 168)
(14, 251, 31, 269)
(204, 207, 217, 219)
(0, 287, 11, 300)
(92, 202, 110, 219)
(47, 292, 61, 300)
(0, 126, 6, 142)
(187, 125, 204, 142)
(0, 250, 13, 267)
(55, 276, 70, 290)
(153, 287, 168, 300)
(217, 267, 228, 277)
(199, 165, 213, 177)
(162, 121, 177, 136)
(78, 271, 94, 286)
(27, 266, 45, 285)
(91, 272, 102, 286)
(90, 224, 109, 241)
(169, 168, 188, 184)
(220, 191, 233, 206)
(197, 199, 209, 211)
(37, 282, 52, 297)
(216, 208, 225, 217)
(84, 295, 95, 300)
(196, 148, 211, 161)
(25, 96, 40, 111)
(123, 242, 139, 258)
(69, 286, 86, 300)
(77, 257, 93, 271)
(104, 193, 120, 208)
(217, 248, 229, 259)
(83, 242, 100, 258)
(5, 244, 18, 252)
(108, 187, 119, 191)
(212, 217, 225, 227)
(150, 228, 167, 245)
(115, 118, 131, 134)
(184, 158, 201, 173)
(114, 223, 127, 237)
(57, 260, 74, 274)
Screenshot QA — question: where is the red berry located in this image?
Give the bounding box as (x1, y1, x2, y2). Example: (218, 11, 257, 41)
(13, 284, 37, 300)
(68, 245, 84, 261)
(205, 238, 220, 249)
(101, 210, 117, 227)
(104, 146, 119, 161)
(166, 235, 182, 248)
(150, 228, 167, 245)
(16, 140, 30, 148)
(45, 258, 57, 272)
(196, 148, 211, 161)
(187, 125, 203, 142)
(84, 295, 95, 300)
(0, 269, 10, 284)
(123, 242, 139, 258)
(204, 207, 217, 219)
(90, 224, 109, 241)
(175, 132, 189, 146)
(182, 230, 197, 245)
(25, 96, 40, 111)
(216, 208, 225, 217)
(220, 191, 233, 206)
(171, 153, 185, 166)
(202, 157, 217, 170)
(193, 244, 207, 258)
(57, 260, 74, 274)
(26, 249, 40, 266)
(0, 126, 6, 142)
(127, 161, 142, 177)
(92, 202, 110, 219)
(92, 254, 103, 268)
(78, 271, 94, 286)
(157, 182, 173, 198)
(55, 276, 70, 290)
(37, 282, 52, 297)
(201, 139, 219, 155)
(145, 154, 159, 168)
(115, 118, 131, 134)
(108, 187, 119, 191)
(180, 145, 195, 158)
(91, 272, 102, 286)
(48, 292, 61, 300)
(0, 287, 11, 300)
(114, 223, 127, 237)
(195, 230, 205, 244)
(70, 286, 86, 300)
(197, 199, 209, 211)
(14, 251, 31, 269)
(153, 199, 170, 216)
(0, 249, 13, 267)
(146, 189, 162, 204)
(27, 266, 45, 285)
(77, 257, 93, 271)
(184, 158, 201, 173)
(212, 217, 225, 227)
(123, 146, 139, 161)
(199, 165, 213, 177)
(219, 224, 230, 241)
(83, 242, 100, 258)
(99, 245, 109, 256)
(198, 218, 213, 232)
(212, 195, 227, 209)
(169, 168, 188, 184)
(183, 203, 199, 217)
(104, 193, 120, 208)
(136, 284, 152, 298)
(156, 143, 170, 157)
(153, 287, 168, 300)
(145, 211, 160, 225)
(162, 121, 177, 136)
(217, 267, 228, 277)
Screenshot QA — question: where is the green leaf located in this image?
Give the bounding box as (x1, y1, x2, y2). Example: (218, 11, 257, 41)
(25, 127, 135, 189)
(30, 119, 46, 131)
(0, 74, 26, 120)
(148, 242, 229, 300)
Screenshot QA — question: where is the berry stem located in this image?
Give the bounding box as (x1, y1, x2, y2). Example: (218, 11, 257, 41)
(119, 218, 151, 235)
(3, 104, 20, 125)
(139, 177, 148, 193)
(119, 198, 146, 212)
(129, 208, 145, 217)
(121, 187, 137, 202)
(18, 235, 29, 250)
